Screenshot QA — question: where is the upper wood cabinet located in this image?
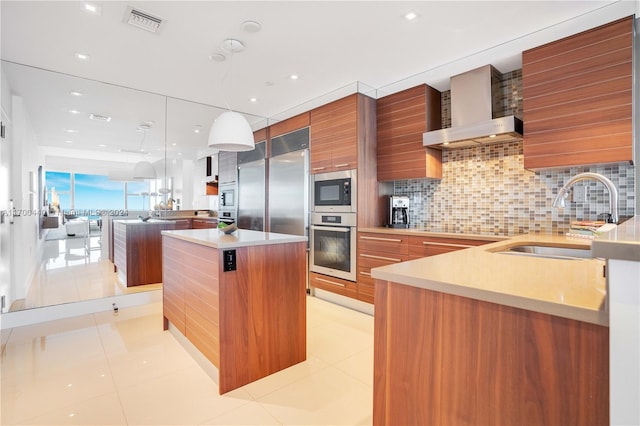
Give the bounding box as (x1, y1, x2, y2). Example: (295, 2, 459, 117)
(269, 112, 310, 139)
(377, 84, 443, 181)
(310, 94, 361, 173)
(253, 127, 268, 143)
(522, 16, 634, 170)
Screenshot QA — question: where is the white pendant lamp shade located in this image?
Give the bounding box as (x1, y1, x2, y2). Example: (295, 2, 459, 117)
(208, 111, 255, 152)
(132, 161, 157, 179)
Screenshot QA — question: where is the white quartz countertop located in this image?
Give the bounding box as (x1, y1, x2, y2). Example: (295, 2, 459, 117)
(371, 233, 607, 326)
(592, 215, 640, 262)
(161, 228, 307, 249)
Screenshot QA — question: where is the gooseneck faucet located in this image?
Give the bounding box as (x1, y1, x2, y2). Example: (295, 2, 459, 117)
(552, 172, 619, 224)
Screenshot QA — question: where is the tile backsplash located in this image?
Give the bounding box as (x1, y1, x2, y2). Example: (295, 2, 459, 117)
(393, 141, 635, 236)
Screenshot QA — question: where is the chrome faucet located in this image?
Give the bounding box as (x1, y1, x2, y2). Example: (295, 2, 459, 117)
(552, 172, 619, 224)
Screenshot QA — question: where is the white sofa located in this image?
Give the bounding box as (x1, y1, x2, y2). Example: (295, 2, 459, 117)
(65, 218, 88, 236)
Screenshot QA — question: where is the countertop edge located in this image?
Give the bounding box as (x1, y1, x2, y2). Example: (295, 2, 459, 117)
(161, 229, 307, 249)
(592, 216, 640, 262)
(357, 227, 509, 241)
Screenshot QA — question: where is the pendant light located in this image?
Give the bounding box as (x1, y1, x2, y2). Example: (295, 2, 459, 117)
(132, 126, 157, 179)
(208, 38, 255, 152)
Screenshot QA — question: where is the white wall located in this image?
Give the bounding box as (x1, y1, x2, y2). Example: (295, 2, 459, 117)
(0, 69, 13, 312)
(7, 95, 44, 307)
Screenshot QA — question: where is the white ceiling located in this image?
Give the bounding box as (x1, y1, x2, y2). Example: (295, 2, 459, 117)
(1, 1, 637, 164)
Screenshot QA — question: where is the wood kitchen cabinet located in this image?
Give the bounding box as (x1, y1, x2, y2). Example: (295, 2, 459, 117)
(309, 271, 357, 299)
(310, 93, 375, 174)
(191, 218, 218, 229)
(377, 84, 443, 181)
(522, 15, 633, 169)
(374, 281, 608, 425)
(357, 232, 409, 303)
(408, 235, 499, 260)
(170, 218, 192, 230)
(268, 112, 309, 139)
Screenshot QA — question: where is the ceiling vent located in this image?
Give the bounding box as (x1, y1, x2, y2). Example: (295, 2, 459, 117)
(124, 6, 164, 33)
(89, 113, 111, 122)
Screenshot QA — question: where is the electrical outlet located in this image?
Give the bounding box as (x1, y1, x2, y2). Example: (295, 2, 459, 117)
(572, 185, 587, 203)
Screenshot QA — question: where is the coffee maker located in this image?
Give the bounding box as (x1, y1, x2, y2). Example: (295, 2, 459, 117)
(387, 195, 409, 228)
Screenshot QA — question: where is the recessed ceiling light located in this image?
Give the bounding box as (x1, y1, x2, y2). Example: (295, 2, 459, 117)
(289, 74, 299, 80)
(250, 97, 257, 103)
(68, 109, 81, 114)
(209, 53, 226, 62)
(242, 20, 262, 33)
(74, 52, 91, 61)
(178, 152, 182, 156)
(65, 140, 73, 144)
(98, 144, 107, 147)
(82, 2, 102, 15)
(221, 38, 245, 54)
(194, 125, 202, 134)
(404, 11, 418, 21)
(171, 143, 177, 146)
(70, 91, 84, 97)
(66, 129, 79, 133)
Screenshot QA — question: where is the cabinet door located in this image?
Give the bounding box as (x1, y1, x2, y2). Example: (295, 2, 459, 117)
(357, 232, 409, 304)
(192, 219, 218, 229)
(269, 112, 310, 139)
(522, 16, 633, 169)
(408, 236, 497, 260)
(309, 271, 357, 298)
(310, 95, 358, 173)
(377, 84, 442, 181)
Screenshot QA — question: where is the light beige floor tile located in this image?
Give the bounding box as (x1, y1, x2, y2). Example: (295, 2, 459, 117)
(258, 365, 373, 425)
(105, 332, 198, 388)
(333, 346, 374, 388)
(12, 392, 127, 425)
(201, 400, 281, 425)
(241, 355, 329, 400)
(1, 356, 116, 424)
(117, 365, 254, 425)
(307, 320, 373, 365)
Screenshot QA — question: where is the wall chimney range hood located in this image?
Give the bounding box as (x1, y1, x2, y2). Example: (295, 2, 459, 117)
(423, 64, 523, 149)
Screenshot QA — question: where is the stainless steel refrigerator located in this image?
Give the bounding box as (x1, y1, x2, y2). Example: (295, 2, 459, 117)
(237, 142, 266, 231)
(237, 128, 309, 236)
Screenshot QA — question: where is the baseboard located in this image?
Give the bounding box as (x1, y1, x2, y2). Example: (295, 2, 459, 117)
(311, 288, 375, 316)
(0, 290, 162, 329)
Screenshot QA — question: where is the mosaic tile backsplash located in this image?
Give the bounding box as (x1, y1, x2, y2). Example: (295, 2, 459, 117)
(393, 141, 636, 236)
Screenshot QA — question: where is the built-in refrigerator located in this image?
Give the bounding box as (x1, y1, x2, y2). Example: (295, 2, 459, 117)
(237, 141, 266, 231)
(236, 128, 310, 237)
(268, 127, 310, 237)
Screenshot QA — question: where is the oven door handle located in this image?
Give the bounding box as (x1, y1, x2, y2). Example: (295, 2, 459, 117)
(310, 225, 351, 233)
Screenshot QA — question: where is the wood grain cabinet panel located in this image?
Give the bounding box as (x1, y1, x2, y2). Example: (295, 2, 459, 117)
(377, 84, 443, 181)
(374, 281, 609, 425)
(310, 94, 360, 173)
(192, 218, 218, 229)
(309, 271, 357, 299)
(408, 236, 498, 260)
(356, 232, 409, 303)
(522, 16, 633, 169)
(268, 112, 309, 138)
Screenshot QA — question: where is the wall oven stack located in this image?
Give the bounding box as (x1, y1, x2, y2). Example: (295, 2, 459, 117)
(309, 169, 357, 282)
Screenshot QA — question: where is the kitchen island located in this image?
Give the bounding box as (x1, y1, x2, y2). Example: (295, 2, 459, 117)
(113, 219, 176, 287)
(371, 233, 608, 425)
(161, 228, 307, 394)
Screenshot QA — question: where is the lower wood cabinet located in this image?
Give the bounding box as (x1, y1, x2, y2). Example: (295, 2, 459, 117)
(408, 235, 498, 260)
(171, 218, 192, 230)
(357, 232, 409, 303)
(309, 272, 357, 299)
(374, 280, 609, 425)
(192, 218, 218, 229)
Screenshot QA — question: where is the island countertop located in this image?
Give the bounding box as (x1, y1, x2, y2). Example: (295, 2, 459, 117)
(592, 215, 640, 262)
(371, 233, 607, 326)
(161, 228, 307, 249)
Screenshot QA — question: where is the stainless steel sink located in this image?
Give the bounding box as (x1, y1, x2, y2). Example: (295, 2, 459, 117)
(493, 244, 592, 260)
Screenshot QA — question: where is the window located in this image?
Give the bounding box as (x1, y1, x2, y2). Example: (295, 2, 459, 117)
(45, 171, 71, 212)
(74, 173, 125, 211)
(126, 180, 150, 210)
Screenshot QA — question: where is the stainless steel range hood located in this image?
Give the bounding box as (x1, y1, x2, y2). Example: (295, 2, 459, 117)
(423, 64, 523, 148)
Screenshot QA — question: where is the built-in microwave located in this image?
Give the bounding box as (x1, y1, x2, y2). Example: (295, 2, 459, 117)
(311, 169, 357, 213)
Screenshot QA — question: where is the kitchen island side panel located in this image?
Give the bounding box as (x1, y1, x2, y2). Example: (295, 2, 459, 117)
(373, 279, 609, 425)
(218, 241, 307, 394)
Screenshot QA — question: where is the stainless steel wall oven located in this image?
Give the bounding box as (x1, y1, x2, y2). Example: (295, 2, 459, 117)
(309, 212, 356, 281)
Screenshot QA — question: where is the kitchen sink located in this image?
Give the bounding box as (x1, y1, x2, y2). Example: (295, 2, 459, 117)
(492, 244, 593, 260)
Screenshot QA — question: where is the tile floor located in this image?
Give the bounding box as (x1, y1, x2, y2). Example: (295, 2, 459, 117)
(15, 234, 161, 311)
(1, 296, 374, 425)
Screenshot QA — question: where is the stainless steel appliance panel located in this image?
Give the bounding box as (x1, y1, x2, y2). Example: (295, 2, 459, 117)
(237, 159, 266, 231)
(309, 212, 356, 282)
(311, 169, 357, 213)
(268, 149, 309, 236)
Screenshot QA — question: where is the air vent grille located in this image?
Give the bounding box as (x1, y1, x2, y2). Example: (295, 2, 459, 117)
(125, 7, 163, 33)
(90, 113, 111, 122)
